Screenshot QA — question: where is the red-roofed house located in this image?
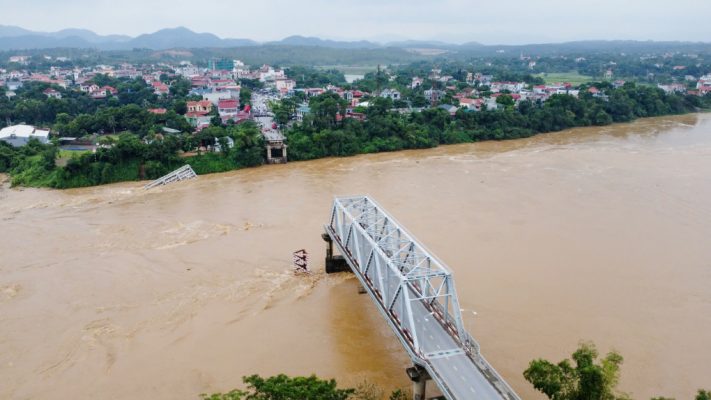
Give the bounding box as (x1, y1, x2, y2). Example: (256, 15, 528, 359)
(91, 86, 118, 99)
(152, 81, 169, 96)
(221, 110, 251, 125)
(458, 98, 484, 111)
(148, 108, 167, 115)
(218, 99, 239, 117)
(191, 77, 210, 88)
(43, 88, 62, 99)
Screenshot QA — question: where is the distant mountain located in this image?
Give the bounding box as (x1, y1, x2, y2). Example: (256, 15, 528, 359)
(129, 27, 256, 49)
(0, 25, 129, 50)
(270, 35, 380, 49)
(0, 35, 95, 50)
(0, 25, 36, 38)
(53, 28, 131, 44)
(0, 25, 257, 50)
(0, 25, 708, 54)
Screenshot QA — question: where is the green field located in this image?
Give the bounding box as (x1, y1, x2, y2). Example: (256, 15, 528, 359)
(536, 72, 594, 85)
(58, 149, 92, 158)
(55, 149, 92, 167)
(315, 65, 378, 75)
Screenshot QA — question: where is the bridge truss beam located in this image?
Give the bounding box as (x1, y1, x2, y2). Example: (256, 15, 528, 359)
(325, 196, 520, 400)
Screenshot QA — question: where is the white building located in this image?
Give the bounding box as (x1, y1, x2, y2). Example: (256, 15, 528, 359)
(0, 125, 50, 147)
(275, 78, 296, 92)
(203, 91, 233, 105)
(380, 88, 401, 101)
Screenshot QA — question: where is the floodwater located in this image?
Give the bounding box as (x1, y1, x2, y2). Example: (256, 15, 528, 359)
(1, 114, 710, 400)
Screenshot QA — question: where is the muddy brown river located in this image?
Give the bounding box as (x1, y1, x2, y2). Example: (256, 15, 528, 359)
(1, 114, 710, 400)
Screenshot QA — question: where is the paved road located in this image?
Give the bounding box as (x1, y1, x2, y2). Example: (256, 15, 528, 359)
(251, 93, 285, 141)
(408, 290, 504, 399)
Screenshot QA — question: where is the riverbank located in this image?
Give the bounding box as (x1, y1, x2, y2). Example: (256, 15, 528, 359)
(6, 109, 708, 190)
(3, 81, 710, 189)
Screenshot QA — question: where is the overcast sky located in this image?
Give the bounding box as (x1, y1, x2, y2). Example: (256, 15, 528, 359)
(2, 0, 711, 44)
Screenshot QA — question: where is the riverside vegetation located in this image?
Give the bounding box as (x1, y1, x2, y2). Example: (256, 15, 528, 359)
(201, 343, 709, 400)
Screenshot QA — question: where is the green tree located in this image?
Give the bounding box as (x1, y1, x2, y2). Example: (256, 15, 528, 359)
(388, 389, 409, 400)
(240, 87, 252, 109)
(523, 342, 628, 400)
(496, 94, 515, 109)
(241, 374, 354, 400)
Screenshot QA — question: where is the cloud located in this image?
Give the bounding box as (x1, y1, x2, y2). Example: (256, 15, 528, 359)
(1, 0, 710, 44)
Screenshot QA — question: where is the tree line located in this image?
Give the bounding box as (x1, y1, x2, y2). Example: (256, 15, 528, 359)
(284, 82, 710, 161)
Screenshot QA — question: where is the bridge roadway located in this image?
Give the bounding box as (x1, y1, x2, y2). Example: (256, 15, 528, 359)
(324, 196, 520, 400)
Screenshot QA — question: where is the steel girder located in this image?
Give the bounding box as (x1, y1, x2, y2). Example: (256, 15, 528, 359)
(328, 195, 472, 357)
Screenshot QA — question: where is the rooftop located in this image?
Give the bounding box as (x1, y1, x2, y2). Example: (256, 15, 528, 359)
(0, 124, 50, 140)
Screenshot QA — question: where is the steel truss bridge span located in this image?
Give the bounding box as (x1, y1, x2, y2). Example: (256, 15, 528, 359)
(324, 196, 520, 400)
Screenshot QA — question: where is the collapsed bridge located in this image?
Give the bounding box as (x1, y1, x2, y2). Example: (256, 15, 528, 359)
(322, 196, 520, 400)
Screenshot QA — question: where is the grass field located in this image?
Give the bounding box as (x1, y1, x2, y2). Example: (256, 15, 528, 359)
(315, 65, 378, 75)
(536, 72, 594, 85)
(55, 149, 92, 167)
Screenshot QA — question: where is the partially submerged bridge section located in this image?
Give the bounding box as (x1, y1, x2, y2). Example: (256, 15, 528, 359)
(144, 164, 197, 190)
(323, 196, 520, 400)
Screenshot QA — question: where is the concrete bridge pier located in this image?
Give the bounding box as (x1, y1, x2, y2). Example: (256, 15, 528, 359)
(321, 233, 350, 274)
(407, 365, 431, 400)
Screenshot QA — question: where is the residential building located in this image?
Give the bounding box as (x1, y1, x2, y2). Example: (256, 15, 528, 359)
(218, 99, 239, 116)
(185, 114, 212, 130)
(6, 81, 23, 91)
(437, 104, 458, 116)
(275, 78, 296, 93)
(458, 98, 484, 111)
(187, 100, 213, 114)
(0, 124, 50, 147)
(657, 83, 687, 94)
(380, 88, 401, 101)
(91, 86, 117, 99)
(203, 91, 232, 105)
(8, 56, 30, 64)
(152, 81, 170, 96)
(43, 88, 62, 99)
(424, 89, 445, 104)
(490, 81, 525, 93)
